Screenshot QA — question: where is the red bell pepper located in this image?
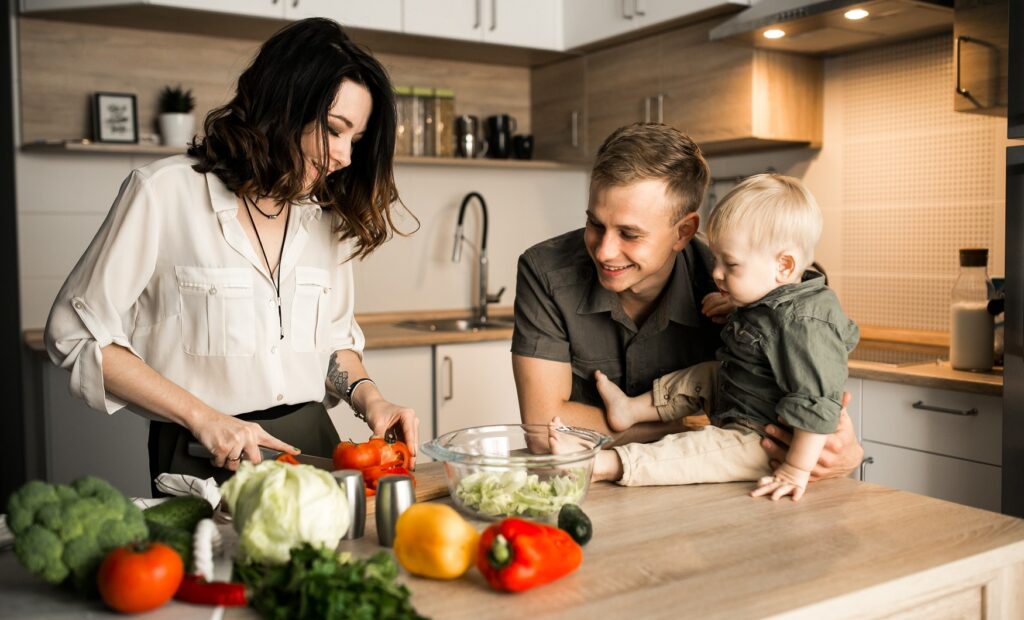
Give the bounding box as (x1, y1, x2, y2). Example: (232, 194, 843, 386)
(174, 574, 247, 607)
(476, 518, 582, 593)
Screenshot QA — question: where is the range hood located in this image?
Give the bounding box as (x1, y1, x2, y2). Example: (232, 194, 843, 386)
(709, 0, 953, 55)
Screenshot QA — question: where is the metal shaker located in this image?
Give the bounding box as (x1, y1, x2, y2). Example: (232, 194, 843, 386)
(375, 475, 415, 547)
(331, 469, 366, 540)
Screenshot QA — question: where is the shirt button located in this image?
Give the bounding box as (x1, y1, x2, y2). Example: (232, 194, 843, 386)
(269, 298, 275, 305)
(271, 346, 278, 354)
(73, 302, 84, 310)
(276, 394, 284, 401)
(209, 288, 217, 295)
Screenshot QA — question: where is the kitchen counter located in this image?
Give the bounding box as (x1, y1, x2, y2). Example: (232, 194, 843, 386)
(4, 478, 1022, 619)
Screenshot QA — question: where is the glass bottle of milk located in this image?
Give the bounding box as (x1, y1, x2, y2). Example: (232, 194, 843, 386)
(950, 248, 994, 371)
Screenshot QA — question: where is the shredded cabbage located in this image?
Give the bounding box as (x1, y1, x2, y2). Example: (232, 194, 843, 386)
(221, 461, 349, 565)
(454, 469, 586, 519)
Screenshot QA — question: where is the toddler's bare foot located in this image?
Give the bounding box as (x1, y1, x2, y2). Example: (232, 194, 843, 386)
(597, 370, 648, 431)
(591, 450, 622, 483)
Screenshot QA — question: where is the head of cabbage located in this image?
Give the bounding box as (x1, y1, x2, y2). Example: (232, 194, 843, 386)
(220, 460, 350, 565)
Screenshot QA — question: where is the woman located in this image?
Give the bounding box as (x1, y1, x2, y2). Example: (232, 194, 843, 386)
(44, 18, 418, 487)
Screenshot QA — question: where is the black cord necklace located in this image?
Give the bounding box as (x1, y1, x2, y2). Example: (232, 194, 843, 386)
(243, 195, 290, 340)
(248, 195, 287, 219)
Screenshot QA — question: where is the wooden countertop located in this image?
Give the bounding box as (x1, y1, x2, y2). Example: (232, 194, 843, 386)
(22, 315, 1001, 395)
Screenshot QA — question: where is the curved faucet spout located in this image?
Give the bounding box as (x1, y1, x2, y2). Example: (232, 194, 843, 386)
(452, 192, 503, 323)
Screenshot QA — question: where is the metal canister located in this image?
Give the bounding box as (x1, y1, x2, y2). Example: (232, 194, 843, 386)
(331, 469, 366, 540)
(375, 475, 415, 547)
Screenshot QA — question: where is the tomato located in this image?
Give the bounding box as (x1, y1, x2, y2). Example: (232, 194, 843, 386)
(363, 464, 413, 492)
(276, 453, 300, 465)
(332, 440, 382, 471)
(97, 542, 184, 614)
(380, 441, 412, 468)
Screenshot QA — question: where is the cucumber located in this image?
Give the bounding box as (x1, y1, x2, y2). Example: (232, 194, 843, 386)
(147, 520, 194, 571)
(144, 496, 213, 532)
(557, 504, 592, 546)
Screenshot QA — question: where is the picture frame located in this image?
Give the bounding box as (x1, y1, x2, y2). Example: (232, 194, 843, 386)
(92, 92, 138, 144)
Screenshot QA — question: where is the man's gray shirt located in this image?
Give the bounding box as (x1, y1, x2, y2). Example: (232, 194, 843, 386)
(512, 228, 722, 408)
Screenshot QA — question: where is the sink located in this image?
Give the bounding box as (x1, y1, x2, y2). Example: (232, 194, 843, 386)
(395, 318, 515, 333)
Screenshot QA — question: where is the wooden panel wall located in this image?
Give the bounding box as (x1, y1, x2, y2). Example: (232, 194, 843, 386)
(18, 17, 531, 143)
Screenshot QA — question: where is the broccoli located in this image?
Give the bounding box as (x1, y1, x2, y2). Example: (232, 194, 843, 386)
(6, 476, 149, 596)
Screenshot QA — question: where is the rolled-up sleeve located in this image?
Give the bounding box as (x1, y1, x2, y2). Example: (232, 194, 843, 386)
(511, 252, 571, 362)
(765, 316, 853, 434)
(44, 171, 161, 414)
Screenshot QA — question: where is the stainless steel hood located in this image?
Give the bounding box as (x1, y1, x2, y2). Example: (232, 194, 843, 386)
(709, 0, 953, 55)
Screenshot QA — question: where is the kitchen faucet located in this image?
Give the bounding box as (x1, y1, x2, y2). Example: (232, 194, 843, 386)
(452, 191, 505, 325)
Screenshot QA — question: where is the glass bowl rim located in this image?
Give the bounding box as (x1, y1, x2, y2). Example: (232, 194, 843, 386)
(421, 423, 612, 467)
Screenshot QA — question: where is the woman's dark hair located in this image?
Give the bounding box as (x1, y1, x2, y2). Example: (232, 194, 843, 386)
(189, 18, 411, 260)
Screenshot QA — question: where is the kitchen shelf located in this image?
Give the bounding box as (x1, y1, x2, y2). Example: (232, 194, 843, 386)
(20, 142, 584, 170)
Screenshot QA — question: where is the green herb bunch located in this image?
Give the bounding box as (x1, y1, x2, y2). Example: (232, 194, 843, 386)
(159, 85, 195, 114)
(235, 544, 426, 620)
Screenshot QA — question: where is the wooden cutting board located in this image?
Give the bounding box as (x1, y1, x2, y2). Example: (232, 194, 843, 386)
(366, 460, 450, 515)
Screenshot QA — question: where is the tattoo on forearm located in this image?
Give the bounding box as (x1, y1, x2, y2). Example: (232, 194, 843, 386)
(328, 355, 350, 403)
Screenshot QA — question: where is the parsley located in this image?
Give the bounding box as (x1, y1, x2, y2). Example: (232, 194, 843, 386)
(235, 544, 427, 620)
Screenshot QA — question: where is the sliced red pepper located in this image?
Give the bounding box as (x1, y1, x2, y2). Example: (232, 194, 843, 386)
(363, 464, 413, 492)
(477, 518, 582, 593)
(174, 574, 247, 607)
(275, 453, 300, 465)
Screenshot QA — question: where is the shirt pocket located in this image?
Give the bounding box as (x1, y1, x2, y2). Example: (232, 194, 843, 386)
(291, 266, 332, 353)
(175, 266, 255, 357)
(570, 356, 625, 407)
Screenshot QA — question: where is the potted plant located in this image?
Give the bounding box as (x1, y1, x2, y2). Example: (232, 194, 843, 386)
(158, 85, 195, 147)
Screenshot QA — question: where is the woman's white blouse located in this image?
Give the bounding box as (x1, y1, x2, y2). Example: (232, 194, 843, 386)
(45, 155, 365, 417)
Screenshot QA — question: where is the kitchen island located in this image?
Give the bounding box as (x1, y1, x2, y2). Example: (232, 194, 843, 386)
(6, 475, 1020, 619)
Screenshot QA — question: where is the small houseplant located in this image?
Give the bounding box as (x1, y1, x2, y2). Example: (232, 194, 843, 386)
(158, 85, 196, 147)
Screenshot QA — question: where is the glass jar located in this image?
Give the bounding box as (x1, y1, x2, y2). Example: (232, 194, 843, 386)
(411, 87, 435, 157)
(950, 248, 994, 371)
(433, 88, 455, 158)
(393, 86, 413, 157)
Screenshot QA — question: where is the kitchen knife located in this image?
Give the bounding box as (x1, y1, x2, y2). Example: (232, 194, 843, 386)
(186, 441, 335, 471)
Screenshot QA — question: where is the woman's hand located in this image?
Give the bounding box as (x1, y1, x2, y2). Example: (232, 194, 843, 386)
(701, 292, 734, 325)
(189, 409, 299, 471)
(361, 396, 420, 468)
(759, 392, 863, 482)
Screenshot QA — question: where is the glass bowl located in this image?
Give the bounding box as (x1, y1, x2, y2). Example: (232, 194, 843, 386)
(421, 423, 612, 522)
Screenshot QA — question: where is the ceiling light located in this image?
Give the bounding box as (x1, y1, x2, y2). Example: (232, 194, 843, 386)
(844, 8, 870, 20)
(763, 29, 786, 39)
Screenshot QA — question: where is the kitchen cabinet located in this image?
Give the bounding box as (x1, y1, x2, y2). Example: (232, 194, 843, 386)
(403, 0, 560, 50)
(530, 56, 589, 164)
(577, 16, 822, 161)
(287, 0, 402, 31)
(953, 0, 1008, 116)
(21, 0, 286, 19)
(860, 378, 1002, 510)
(562, 0, 749, 50)
(434, 340, 520, 436)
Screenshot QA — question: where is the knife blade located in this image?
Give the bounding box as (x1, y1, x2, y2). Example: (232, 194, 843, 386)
(186, 441, 335, 471)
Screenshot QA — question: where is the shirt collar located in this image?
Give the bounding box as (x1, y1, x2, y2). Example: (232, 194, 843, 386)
(749, 270, 826, 310)
(206, 173, 323, 223)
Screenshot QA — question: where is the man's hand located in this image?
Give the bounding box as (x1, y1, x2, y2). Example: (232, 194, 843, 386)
(701, 292, 734, 325)
(760, 392, 863, 482)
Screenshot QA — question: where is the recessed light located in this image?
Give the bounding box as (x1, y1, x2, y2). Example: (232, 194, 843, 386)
(763, 29, 786, 39)
(844, 8, 869, 20)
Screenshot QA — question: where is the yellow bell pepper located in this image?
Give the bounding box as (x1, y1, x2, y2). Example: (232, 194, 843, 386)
(393, 503, 479, 580)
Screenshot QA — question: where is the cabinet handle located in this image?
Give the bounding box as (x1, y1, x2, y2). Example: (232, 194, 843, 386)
(634, 0, 646, 16)
(490, 0, 497, 31)
(571, 110, 579, 148)
(443, 356, 454, 402)
(474, 0, 481, 29)
(292, 0, 298, 8)
(644, 96, 651, 122)
(955, 35, 974, 101)
(656, 93, 665, 123)
(859, 456, 874, 480)
(911, 400, 978, 417)
(622, 0, 634, 19)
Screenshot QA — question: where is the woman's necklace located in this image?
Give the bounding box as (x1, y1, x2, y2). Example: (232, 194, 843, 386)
(248, 195, 286, 219)
(243, 195, 290, 340)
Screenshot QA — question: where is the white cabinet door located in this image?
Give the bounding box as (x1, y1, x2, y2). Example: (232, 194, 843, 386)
(328, 347, 434, 447)
(404, 0, 483, 42)
(633, 0, 748, 27)
(435, 340, 520, 436)
(862, 440, 1002, 512)
(562, 0, 636, 49)
(485, 0, 559, 49)
(844, 378, 863, 480)
(150, 0, 285, 19)
(287, 0, 403, 32)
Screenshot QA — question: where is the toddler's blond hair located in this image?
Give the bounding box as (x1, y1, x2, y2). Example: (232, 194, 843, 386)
(706, 173, 821, 270)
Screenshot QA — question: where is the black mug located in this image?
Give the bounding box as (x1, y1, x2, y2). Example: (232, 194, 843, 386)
(512, 134, 534, 160)
(485, 114, 517, 159)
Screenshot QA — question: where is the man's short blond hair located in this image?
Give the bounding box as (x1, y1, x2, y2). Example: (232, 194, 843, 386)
(590, 123, 709, 222)
(706, 173, 822, 268)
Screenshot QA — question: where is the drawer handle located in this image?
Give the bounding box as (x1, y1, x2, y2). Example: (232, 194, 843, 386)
(859, 456, 874, 480)
(911, 400, 978, 417)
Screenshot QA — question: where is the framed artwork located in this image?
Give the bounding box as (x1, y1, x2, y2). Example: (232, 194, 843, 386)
(92, 92, 138, 144)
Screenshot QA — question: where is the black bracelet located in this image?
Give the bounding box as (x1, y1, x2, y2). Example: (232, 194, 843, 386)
(346, 378, 376, 419)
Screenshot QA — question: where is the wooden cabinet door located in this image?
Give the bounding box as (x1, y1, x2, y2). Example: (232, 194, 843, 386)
(563, 0, 637, 50)
(862, 440, 1002, 512)
(404, 0, 483, 42)
(287, 0, 402, 32)
(531, 56, 588, 163)
(953, 0, 1009, 115)
(435, 341, 520, 437)
(585, 34, 661, 158)
(485, 0, 559, 50)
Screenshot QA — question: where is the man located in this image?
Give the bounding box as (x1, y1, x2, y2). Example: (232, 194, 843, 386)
(511, 123, 862, 480)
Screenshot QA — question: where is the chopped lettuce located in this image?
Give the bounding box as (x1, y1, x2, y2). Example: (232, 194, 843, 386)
(454, 469, 586, 518)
